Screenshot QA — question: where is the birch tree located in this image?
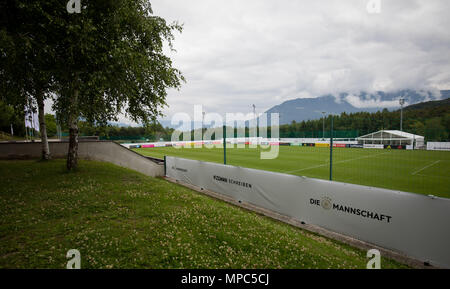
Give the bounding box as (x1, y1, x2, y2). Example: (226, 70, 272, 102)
(0, 1, 55, 159)
(50, 0, 184, 170)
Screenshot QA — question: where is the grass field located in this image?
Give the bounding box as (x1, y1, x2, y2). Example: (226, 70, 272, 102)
(133, 145, 450, 198)
(0, 159, 408, 269)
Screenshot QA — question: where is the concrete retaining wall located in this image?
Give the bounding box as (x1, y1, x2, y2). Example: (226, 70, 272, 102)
(0, 141, 164, 177)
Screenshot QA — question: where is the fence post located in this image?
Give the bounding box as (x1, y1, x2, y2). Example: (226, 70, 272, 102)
(329, 115, 333, 181)
(163, 155, 167, 176)
(223, 125, 227, 165)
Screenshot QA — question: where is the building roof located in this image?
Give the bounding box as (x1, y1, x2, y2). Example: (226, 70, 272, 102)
(357, 130, 424, 140)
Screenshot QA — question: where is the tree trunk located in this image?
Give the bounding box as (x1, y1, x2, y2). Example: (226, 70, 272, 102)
(36, 89, 50, 160)
(66, 84, 79, 170)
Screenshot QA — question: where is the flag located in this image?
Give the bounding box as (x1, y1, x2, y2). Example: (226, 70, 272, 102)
(24, 105, 40, 132)
(33, 111, 40, 132)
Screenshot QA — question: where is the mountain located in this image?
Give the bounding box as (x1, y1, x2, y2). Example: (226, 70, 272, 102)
(264, 90, 449, 125)
(275, 95, 449, 141)
(403, 96, 450, 111)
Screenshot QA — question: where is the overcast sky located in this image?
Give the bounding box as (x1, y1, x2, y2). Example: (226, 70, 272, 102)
(46, 0, 450, 126)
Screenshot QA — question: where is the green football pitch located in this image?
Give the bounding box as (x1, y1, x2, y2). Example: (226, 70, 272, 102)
(133, 146, 450, 198)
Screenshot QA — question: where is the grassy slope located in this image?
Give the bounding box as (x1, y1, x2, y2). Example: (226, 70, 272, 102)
(134, 146, 450, 198)
(0, 132, 25, 141)
(0, 160, 407, 269)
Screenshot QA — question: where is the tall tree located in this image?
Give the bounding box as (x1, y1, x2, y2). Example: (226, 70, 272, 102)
(45, 0, 184, 170)
(0, 0, 55, 160)
(3, 1, 184, 168)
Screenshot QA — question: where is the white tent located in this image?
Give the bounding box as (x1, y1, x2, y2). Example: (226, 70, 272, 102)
(356, 130, 424, 147)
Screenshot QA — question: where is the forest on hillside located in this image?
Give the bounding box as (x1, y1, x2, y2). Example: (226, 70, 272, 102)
(1, 99, 449, 142)
(278, 99, 449, 141)
(0, 100, 173, 141)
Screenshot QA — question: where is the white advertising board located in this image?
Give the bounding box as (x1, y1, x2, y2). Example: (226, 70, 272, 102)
(363, 144, 384, 149)
(427, 142, 450, 151)
(166, 156, 450, 268)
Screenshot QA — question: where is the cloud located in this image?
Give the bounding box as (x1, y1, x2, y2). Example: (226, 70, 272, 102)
(150, 0, 450, 122)
(344, 93, 401, 108)
(44, 1, 450, 125)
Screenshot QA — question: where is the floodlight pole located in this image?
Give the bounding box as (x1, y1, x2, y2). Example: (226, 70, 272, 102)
(202, 111, 205, 140)
(253, 104, 256, 122)
(399, 98, 405, 131)
(253, 104, 258, 141)
(321, 111, 326, 140)
(329, 115, 334, 181)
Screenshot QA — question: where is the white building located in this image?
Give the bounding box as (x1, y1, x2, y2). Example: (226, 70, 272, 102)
(356, 130, 424, 148)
